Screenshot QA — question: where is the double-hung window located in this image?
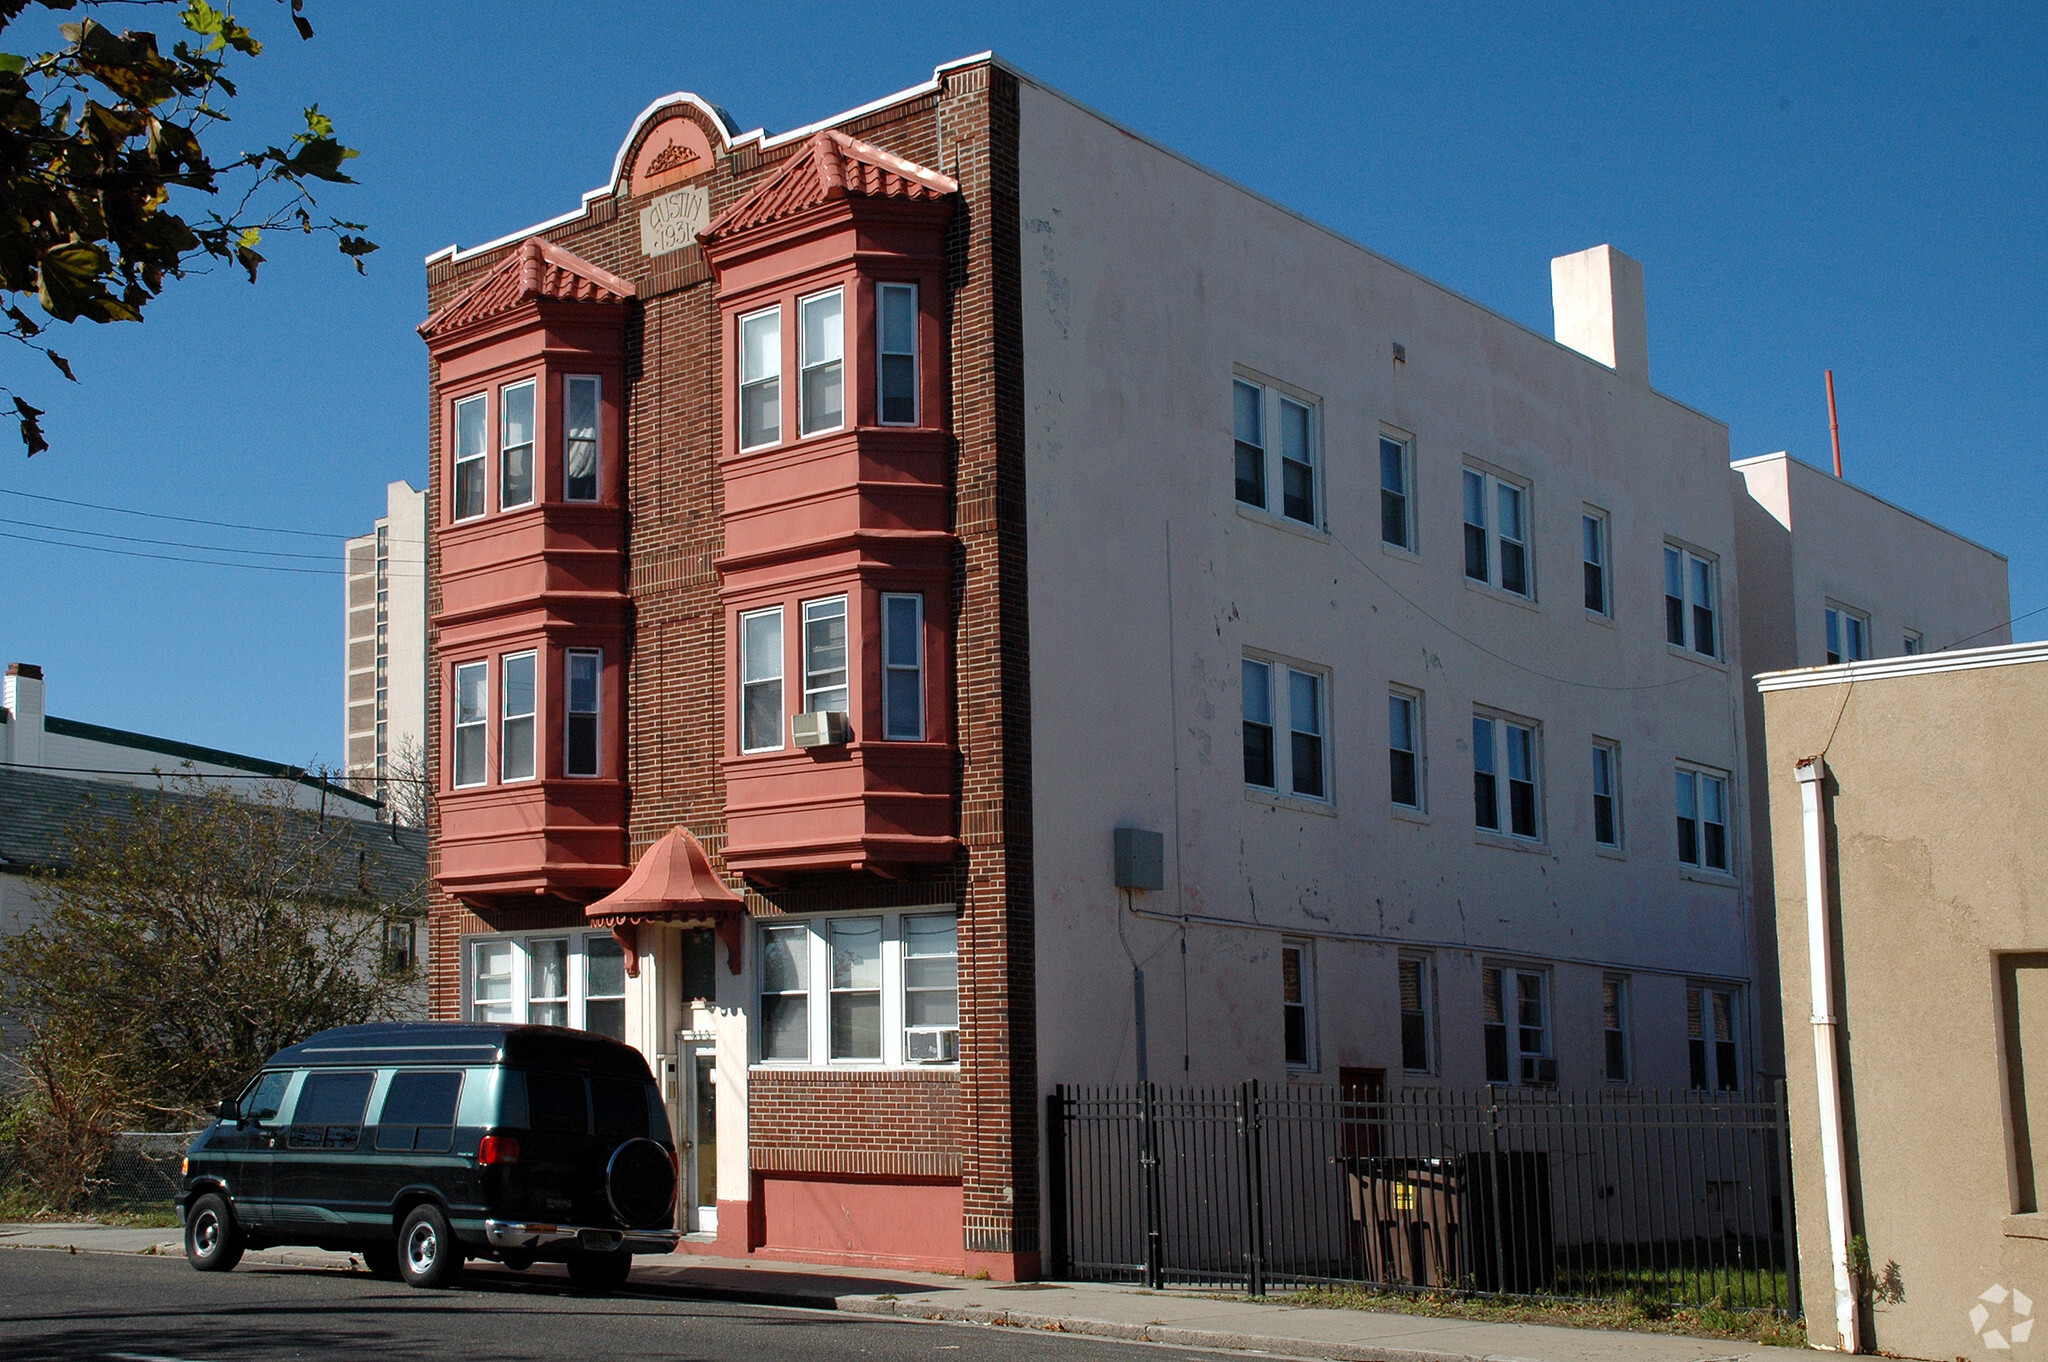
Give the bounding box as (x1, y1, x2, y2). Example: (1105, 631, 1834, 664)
(756, 912, 960, 1066)
(464, 932, 628, 1038)
(564, 375, 600, 501)
(452, 661, 488, 788)
(1399, 956, 1432, 1073)
(1591, 740, 1621, 848)
(501, 651, 537, 782)
(1664, 544, 1719, 656)
(1389, 690, 1422, 810)
(471, 939, 513, 1021)
(1687, 984, 1740, 1091)
(1603, 975, 1631, 1082)
(584, 937, 626, 1041)
(1582, 510, 1610, 615)
(1463, 468, 1531, 597)
(878, 283, 918, 425)
(882, 593, 925, 740)
(1232, 378, 1319, 527)
(1483, 965, 1550, 1085)
(452, 394, 487, 521)
(802, 597, 849, 716)
(527, 938, 569, 1026)
(1282, 938, 1316, 1070)
(739, 607, 785, 753)
(1902, 629, 1923, 656)
(1242, 657, 1327, 800)
(1473, 713, 1540, 839)
(566, 649, 601, 777)
(1675, 765, 1730, 872)
(739, 306, 782, 450)
(799, 288, 844, 436)
(1825, 604, 1869, 664)
(500, 378, 536, 511)
(1380, 434, 1413, 550)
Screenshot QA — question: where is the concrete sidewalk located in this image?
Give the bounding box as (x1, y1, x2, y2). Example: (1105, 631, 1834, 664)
(0, 1222, 1808, 1362)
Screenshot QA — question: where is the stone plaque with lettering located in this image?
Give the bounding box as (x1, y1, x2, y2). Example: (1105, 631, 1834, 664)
(640, 186, 710, 257)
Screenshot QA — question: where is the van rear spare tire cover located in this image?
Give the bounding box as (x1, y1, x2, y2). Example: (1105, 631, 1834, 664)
(606, 1138, 677, 1229)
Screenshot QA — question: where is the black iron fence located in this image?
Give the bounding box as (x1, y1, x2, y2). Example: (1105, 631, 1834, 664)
(1047, 1082, 1798, 1316)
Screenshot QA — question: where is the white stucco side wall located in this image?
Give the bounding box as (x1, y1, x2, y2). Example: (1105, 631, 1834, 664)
(1015, 77, 1754, 1107)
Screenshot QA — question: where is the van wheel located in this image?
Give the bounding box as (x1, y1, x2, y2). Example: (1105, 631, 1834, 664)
(184, 1193, 244, 1272)
(397, 1204, 463, 1289)
(361, 1242, 401, 1280)
(565, 1249, 631, 1293)
(499, 1252, 533, 1271)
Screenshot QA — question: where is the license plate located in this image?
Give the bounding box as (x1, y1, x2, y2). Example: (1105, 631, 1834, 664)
(578, 1230, 622, 1250)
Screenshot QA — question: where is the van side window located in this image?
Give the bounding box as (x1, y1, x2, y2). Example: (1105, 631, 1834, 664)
(374, 1071, 463, 1154)
(240, 1070, 291, 1122)
(524, 1070, 588, 1135)
(290, 1071, 374, 1150)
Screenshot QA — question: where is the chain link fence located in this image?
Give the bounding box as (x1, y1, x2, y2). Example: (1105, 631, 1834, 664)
(0, 1131, 196, 1218)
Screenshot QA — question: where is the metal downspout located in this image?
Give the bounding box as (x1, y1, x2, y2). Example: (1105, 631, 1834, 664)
(1798, 755, 1862, 1352)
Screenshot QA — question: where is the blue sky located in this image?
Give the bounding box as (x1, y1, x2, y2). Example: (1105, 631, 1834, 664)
(1, 2, 2041, 767)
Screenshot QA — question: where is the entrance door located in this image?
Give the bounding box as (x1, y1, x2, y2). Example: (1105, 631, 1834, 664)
(683, 1045, 717, 1234)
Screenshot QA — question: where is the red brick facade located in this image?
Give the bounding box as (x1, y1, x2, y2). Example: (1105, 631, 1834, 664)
(422, 60, 1038, 1273)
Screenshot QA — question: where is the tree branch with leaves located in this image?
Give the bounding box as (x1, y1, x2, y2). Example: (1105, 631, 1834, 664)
(0, 0, 373, 453)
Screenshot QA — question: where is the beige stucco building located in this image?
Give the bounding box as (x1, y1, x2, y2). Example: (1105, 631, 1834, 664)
(1760, 642, 2048, 1359)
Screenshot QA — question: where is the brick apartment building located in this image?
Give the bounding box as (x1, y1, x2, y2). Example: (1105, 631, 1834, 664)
(418, 54, 2008, 1278)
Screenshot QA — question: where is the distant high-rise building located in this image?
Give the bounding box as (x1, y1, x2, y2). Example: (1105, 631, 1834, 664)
(344, 481, 427, 811)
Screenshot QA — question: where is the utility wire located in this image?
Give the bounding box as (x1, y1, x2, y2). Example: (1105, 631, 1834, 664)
(0, 486, 426, 544)
(0, 528, 363, 576)
(0, 515, 352, 561)
(1941, 601, 2048, 652)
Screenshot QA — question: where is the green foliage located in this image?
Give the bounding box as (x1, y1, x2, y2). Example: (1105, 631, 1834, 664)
(0, 779, 407, 1205)
(0, 0, 373, 453)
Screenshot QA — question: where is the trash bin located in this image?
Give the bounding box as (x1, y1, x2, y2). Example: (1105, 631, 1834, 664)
(1342, 1156, 1466, 1288)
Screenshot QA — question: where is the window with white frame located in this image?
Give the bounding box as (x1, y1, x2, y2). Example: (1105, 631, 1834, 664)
(1582, 509, 1610, 615)
(528, 938, 569, 1026)
(1687, 984, 1740, 1091)
(1389, 690, 1423, 811)
(1473, 712, 1540, 840)
(739, 306, 782, 450)
(1902, 628, 1924, 656)
(464, 933, 627, 1037)
(1232, 377, 1319, 527)
(739, 607, 784, 753)
(452, 393, 487, 521)
(799, 288, 844, 436)
(802, 597, 849, 716)
(1592, 739, 1621, 848)
(564, 375, 600, 501)
(1603, 975, 1631, 1082)
(452, 661, 488, 788)
(1664, 544, 1719, 657)
(882, 593, 925, 740)
(1825, 603, 1869, 664)
(565, 649, 601, 778)
(1380, 433, 1413, 550)
(1675, 765, 1730, 873)
(1399, 955, 1432, 1073)
(1282, 938, 1316, 1070)
(1483, 965, 1550, 1085)
(501, 651, 536, 782)
(1463, 467, 1531, 598)
(1242, 657, 1327, 800)
(755, 912, 960, 1067)
(878, 283, 918, 425)
(500, 378, 536, 511)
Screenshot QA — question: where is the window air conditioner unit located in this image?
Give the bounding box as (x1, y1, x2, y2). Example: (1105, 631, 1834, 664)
(905, 1028, 958, 1063)
(791, 711, 850, 748)
(1522, 1056, 1558, 1087)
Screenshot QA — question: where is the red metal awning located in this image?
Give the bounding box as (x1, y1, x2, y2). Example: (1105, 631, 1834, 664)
(585, 826, 746, 976)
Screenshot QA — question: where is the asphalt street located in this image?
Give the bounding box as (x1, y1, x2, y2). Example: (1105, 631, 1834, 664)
(0, 1250, 1228, 1362)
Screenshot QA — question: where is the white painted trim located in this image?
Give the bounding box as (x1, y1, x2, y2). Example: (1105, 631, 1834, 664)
(1755, 638, 2048, 692)
(1732, 450, 2009, 563)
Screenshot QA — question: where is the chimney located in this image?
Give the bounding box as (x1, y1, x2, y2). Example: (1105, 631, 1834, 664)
(1550, 244, 1649, 384)
(4, 662, 45, 767)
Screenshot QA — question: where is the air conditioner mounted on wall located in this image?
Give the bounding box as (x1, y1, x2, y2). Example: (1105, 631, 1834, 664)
(791, 711, 850, 748)
(905, 1028, 958, 1063)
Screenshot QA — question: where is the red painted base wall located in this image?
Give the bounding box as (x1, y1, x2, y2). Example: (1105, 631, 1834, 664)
(757, 1175, 963, 1268)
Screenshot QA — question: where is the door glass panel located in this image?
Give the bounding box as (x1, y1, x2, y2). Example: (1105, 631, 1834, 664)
(693, 1054, 717, 1210)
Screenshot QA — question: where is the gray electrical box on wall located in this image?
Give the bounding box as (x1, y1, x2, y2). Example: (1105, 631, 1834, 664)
(1113, 827, 1165, 891)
